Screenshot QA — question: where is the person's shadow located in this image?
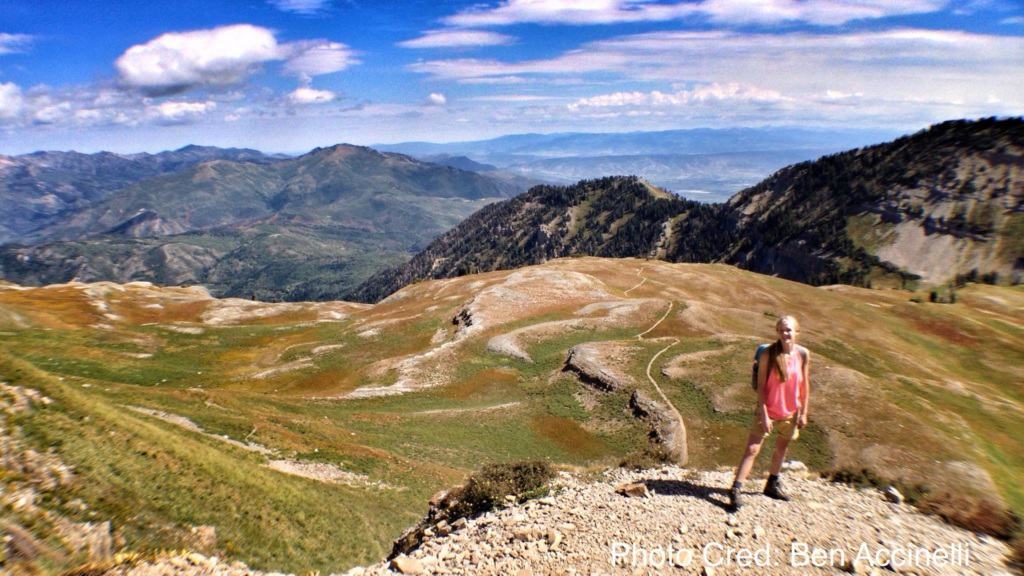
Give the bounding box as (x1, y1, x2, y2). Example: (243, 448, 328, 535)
(641, 478, 733, 512)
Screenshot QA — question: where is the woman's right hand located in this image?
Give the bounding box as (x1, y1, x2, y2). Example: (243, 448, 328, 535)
(759, 417, 773, 436)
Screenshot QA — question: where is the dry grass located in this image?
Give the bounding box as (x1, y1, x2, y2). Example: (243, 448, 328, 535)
(0, 260, 1020, 572)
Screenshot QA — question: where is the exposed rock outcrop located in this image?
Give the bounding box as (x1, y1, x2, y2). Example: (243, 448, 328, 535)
(564, 344, 630, 392)
(352, 468, 1015, 576)
(629, 389, 687, 464)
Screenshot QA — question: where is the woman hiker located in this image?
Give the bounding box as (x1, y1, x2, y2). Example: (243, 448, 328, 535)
(728, 314, 810, 511)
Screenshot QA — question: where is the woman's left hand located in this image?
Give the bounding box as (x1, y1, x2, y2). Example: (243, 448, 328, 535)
(797, 412, 808, 428)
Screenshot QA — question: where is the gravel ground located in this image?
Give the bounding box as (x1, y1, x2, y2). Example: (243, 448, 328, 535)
(102, 467, 1015, 576)
(353, 467, 1013, 576)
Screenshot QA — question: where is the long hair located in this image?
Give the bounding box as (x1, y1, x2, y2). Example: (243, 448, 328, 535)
(768, 315, 799, 381)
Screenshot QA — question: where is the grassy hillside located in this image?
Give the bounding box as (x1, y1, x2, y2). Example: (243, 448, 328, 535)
(0, 258, 1020, 572)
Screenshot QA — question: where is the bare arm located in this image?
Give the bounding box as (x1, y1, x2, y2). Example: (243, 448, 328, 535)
(757, 349, 771, 433)
(798, 346, 811, 427)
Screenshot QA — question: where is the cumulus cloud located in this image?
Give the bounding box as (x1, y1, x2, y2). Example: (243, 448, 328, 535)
(427, 92, 447, 106)
(443, 0, 946, 27)
(115, 25, 280, 95)
(0, 82, 23, 118)
(288, 87, 336, 104)
(115, 24, 356, 95)
(149, 100, 217, 123)
(0, 33, 33, 55)
(399, 29, 515, 49)
(269, 0, 331, 14)
(0, 80, 228, 130)
(282, 41, 358, 79)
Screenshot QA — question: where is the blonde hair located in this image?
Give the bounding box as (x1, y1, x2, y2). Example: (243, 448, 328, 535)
(768, 315, 799, 380)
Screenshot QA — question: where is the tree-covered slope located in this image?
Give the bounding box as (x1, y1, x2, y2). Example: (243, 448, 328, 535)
(0, 144, 526, 300)
(353, 118, 1023, 302)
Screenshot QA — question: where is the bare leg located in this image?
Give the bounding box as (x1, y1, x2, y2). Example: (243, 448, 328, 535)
(768, 431, 792, 476)
(733, 425, 765, 484)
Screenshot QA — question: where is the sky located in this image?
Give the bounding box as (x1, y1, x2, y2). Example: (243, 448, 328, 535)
(0, 0, 1022, 154)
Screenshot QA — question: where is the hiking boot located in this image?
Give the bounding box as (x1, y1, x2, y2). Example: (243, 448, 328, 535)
(728, 485, 743, 511)
(763, 475, 791, 501)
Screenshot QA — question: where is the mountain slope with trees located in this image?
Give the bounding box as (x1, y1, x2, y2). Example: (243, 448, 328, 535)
(0, 145, 525, 300)
(0, 145, 276, 244)
(353, 118, 1023, 302)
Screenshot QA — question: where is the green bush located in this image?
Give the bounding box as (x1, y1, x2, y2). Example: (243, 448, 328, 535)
(828, 467, 927, 504)
(448, 460, 554, 518)
(830, 466, 1023, 547)
(619, 445, 672, 470)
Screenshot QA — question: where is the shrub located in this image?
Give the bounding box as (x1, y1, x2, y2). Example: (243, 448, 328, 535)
(447, 460, 554, 519)
(828, 467, 927, 504)
(1011, 533, 1024, 571)
(918, 493, 1018, 539)
(830, 466, 1023, 551)
(619, 445, 672, 470)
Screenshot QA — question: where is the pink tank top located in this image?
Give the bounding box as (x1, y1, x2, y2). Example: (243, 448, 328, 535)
(764, 349, 803, 420)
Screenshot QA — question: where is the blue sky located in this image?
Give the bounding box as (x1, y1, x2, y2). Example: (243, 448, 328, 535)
(1, 0, 1022, 154)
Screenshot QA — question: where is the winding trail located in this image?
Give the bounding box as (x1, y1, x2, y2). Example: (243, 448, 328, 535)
(636, 300, 674, 341)
(622, 269, 647, 296)
(630, 269, 688, 465)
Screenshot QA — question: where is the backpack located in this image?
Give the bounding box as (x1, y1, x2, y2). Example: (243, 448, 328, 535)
(751, 344, 807, 390)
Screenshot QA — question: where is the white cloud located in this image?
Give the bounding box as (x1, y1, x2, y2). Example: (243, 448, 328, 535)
(410, 28, 1024, 103)
(409, 27, 1023, 128)
(148, 100, 217, 124)
(0, 33, 33, 55)
(288, 87, 336, 104)
(269, 0, 331, 14)
(115, 25, 356, 95)
(399, 29, 515, 49)
(443, 0, 947, 27)
(428, 92, 447, 105)
(568, 83, 786, 111)
(282, 41, 357, 79)
(0, 80, 230, 129)
(1001, 16, 1024, 24)
(467, 94, 558, 102)
(693, 0, 948, 26)
(115, 25, 281, 94)
(0, 82, 23, 118)
(461, 75, 529, 85)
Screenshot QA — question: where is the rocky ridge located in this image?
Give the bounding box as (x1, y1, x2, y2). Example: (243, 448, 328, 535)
(357, 467, 1014, 576)
(98, 467, 1015, 575)
(353, 118, 1024, 302)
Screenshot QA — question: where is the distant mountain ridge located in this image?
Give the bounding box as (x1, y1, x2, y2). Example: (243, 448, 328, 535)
(352, 118, 1024, 302)
(377, 126, 899, 159)
(0, 145, 276, 244)
(380, 126, 901, 201)
(500, 149, 827, 202)
(0, 144, 526, 300)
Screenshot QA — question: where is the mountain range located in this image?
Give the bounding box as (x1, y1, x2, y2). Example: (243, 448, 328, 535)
(0, 145, 525, 300)
(379, 126, 902, 200)
(353, 118, 1023, 302)
(1, 118, 1019, 303)
(0, 145, 278, 244)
